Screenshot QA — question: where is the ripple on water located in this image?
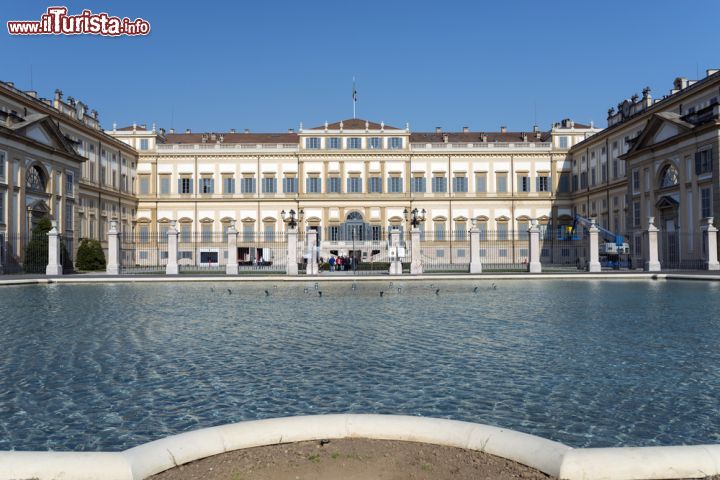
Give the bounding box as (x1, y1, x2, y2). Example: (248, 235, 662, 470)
(0, 279, 719, 450)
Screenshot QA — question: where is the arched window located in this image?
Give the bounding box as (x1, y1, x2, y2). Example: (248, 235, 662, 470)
(660, 164, 679, 188)
(26, 166, 46, 192)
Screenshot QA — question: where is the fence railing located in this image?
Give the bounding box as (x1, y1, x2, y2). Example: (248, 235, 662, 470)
(0, 233, 74, 274)
(120, 232, 168, 274)
(657, 229, 707, 270)
(420, 230, 472, 272)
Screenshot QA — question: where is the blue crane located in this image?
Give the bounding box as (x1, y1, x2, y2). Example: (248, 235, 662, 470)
(571, 215, 625, 246)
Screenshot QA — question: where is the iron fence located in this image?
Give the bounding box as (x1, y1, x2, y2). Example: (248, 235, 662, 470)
(539, 232, 588, 272)
(235, 232, 287, 274)
(658, 229, 707, 270)
(120, 232, 168, 274)
(0, 233, 74, 274)
(421, 230, 472, 273)
(320, 229, 400, 274)
(476, 230, 529, 272)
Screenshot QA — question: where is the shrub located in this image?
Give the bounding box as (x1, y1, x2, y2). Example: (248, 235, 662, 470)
(76, 238, 106, 271)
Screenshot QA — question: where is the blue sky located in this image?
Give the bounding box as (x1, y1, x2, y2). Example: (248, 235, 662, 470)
(2, 0, 718, 133)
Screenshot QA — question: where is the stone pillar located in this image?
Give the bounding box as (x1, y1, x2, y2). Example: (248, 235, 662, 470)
(106, 220, 121, 275)
(469, 225, 482, 274)
(389, 227, 402, 275)
(166, 220, 179, 275)
(286, 226, 299, 275)
(528, 219, 542, 273)
(410, 226, 423, 275)
(306, 229, 318, 275)
(45, 221, 63, 276)
(703, 217, 720, 271)
(226, 221, 238, 275)
(588, 218, 602, 273)
(644, 216, 661, 272)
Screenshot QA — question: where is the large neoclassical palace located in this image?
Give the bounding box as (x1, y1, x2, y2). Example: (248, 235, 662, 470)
(1, 67, 718, 267)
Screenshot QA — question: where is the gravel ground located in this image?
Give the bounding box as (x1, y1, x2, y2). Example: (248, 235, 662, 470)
(147, 438, 555, 480)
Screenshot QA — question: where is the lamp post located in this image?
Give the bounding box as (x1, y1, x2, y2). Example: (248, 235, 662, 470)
(281, 208, 304, 229)
(403, 207, 426, 229)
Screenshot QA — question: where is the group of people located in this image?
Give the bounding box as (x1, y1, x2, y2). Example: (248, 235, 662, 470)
(326, 255, 356, 272)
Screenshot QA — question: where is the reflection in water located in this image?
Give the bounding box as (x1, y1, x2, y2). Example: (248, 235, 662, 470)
(0, 280, 719, 451)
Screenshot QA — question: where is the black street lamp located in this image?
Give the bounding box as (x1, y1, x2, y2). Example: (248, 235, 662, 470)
(403, 207, 426, 228)
(281, 208, 304, 229)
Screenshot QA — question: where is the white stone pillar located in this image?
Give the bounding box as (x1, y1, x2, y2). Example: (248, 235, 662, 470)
(45, 221, 63, 276)
(106, 220, 121, 275)
(588, 218, 602, 273)
(469, 225, 482, 274)
(703, 217, 720, 271)
(286, 226, 298, 275)
(166, 220, 179, 275)
(528, 219, 542, 273)
(644, 216, 661, 272)
(389, 228, 402, 275)
(410, 226, 423, 275)
(226, 221, 238, 275)
(306, 229, 318, 275)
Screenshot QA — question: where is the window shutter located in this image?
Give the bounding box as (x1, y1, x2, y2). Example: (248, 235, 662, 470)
(536, 177, 540, 192)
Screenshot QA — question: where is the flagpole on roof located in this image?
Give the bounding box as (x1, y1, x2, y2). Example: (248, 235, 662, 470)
(352, 76, 357, 119)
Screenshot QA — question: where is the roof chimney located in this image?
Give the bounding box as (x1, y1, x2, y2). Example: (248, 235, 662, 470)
(169, 128, 175, 134)
(500, 126, 507, 133)
(288, 128, 294, 133)
(244, 128, 250, 134)
(462, 126, 469, 133)
(435, 126, 442, 133)
(185, 128, 191, 134)
(230, 128, 236, 134)
(6, 82, 14, 88)
(26, 90, 37, 98)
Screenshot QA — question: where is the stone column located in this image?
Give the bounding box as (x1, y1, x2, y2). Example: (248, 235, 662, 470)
(588, 218, 602, 273)
(410, 226, 423, 275)
(389, 227, 402, 275)
(45, 221, 63, 276)
(703, 217, 720, 270)
(166, 220, 179, 275)
(528, 219, 542, 273)
(469, 225, 482, 274)
(226, 221, 238, 275)
(306, 229, 318, 275)
(106, 220, 121, 275)
(644, 216, 661, 272)
(287, 226, 299, 275)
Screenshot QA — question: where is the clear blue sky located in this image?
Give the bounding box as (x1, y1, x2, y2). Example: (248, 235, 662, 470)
(2, 0, 718, 133)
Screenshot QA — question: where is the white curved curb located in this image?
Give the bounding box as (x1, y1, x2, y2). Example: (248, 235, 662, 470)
(0, 414, 719, 480)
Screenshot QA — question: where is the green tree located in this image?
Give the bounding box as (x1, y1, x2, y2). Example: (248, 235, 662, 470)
(76, 238, 106, 271)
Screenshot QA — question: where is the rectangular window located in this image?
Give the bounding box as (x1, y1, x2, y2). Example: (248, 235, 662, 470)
(241, 177, 256, 194)
(65, 201, 72, 231)
(389, 137, 403, 149)
(223, 177, 235, 194)
(559, 136, 568, 149)
(371, 225, 382, 241)
(496, 173, 507, 193)
(591, 167, 596, 186)
(518, 174, 531, 192)
(201, 224, 212, 242)
(327, 177, 341, 193)
(435, 223, 446, 241)
(632, 170, 640, 192)
(411, 177, 426, 193)
(139, 176, 150, 195)
(368, 176, 382, 193)
(701, 187, 712, 218)
(432, 175, 447, 193)
(140, 138, 149, 150)
(282, 177, 298, 194)
(262, 177, 277, 193)
(306, 177, 322, 193)
(368, 137, 382, 149)
(497, 223, 508, 241)
(695, 148, 714, 175)
(452, 176, 468, 193)
(179, 251, 192, 260)
(387, 176, 403, 193)
(0, 151, 5, 179)
(179, 177, 193, 194)
(305, 137, 320, 149)
(455, 224, 467, 240)
(326, 137, 341, 149)
(558, 174, 569, 193)
(537, 175, 550, 192)
(65, 172, 74, 196)
(347, 177, 362, 193)
(243, 224, 254, 241)
(475, 173, 487, 193)
(0, 191, 4, 223)
(200, 177, 214, 194)
(613, 159, 618, 178)
(347, 137, 362, 149)
(139, 225, 149, 243)
(328, 225, 340, 241)
(580, 172, 588, 189)
(633, 201, 641, 227)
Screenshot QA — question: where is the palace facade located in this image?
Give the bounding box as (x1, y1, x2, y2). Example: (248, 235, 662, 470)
(1, 66, 719, 269)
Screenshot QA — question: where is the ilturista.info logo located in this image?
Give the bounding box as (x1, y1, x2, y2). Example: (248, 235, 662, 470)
(7, 6, 151, 36)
